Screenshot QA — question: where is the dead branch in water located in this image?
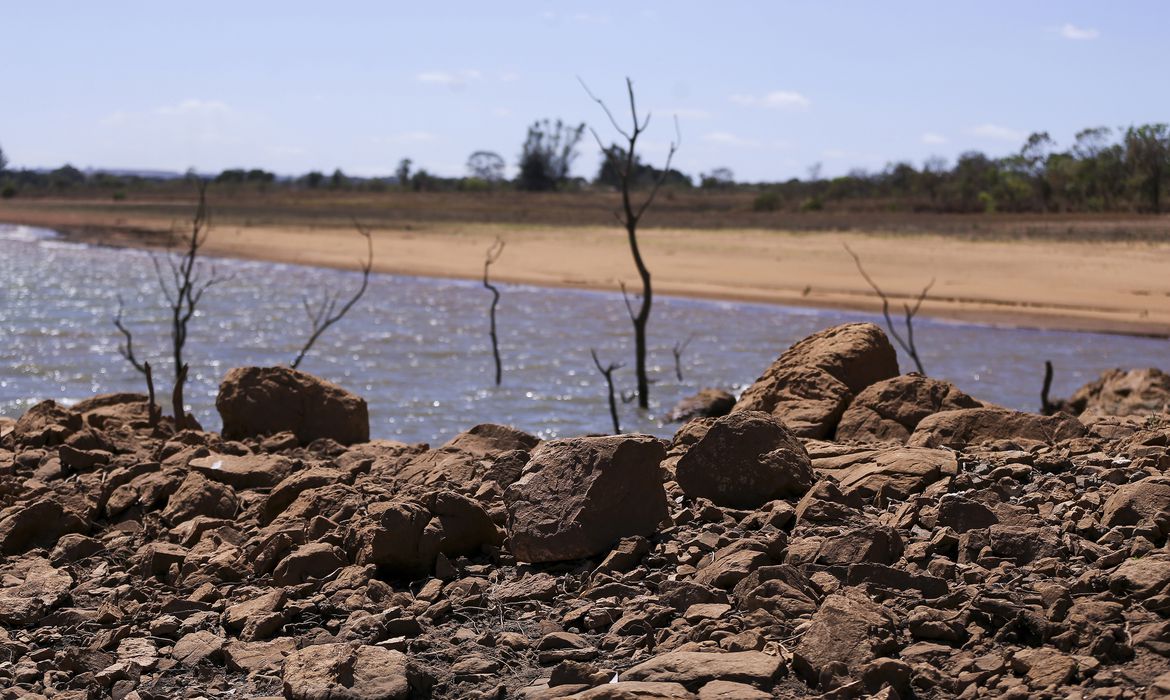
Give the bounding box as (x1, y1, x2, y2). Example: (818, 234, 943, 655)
(843, 243, 933, 375)
(291, 220, 374, 369)
(672, 333, 695, 382)
(581, 76, 680, 410)
(483, 237, 505, 385)
(1040, 360, 1060, 415)
(113, 295, 147, 376)
(591, 349, 625, 434)
(144, 362, 161, 429)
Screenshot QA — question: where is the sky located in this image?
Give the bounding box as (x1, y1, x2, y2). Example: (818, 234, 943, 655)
(2, 1, 1167, 182)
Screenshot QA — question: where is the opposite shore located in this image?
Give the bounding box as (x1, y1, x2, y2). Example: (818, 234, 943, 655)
(3, 201, 1170, 337)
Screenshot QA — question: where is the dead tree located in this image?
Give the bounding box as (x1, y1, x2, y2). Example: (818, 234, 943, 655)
(483, 237, 505, 385)
(114, 181, 227, 428)
(590, 349, 624, 434)
(672, 333, 695, 382)
(843, 244, 933, 375)
(1040, 360, 1060, 415)
(291, 221, 374, 369)
(581, 77, 680, 410)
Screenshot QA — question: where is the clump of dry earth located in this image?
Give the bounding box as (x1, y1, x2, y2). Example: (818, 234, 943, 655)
(1, 322, 1169, 699)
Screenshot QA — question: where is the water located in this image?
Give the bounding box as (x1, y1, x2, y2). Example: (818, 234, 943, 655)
(2, 223, 1167, 444)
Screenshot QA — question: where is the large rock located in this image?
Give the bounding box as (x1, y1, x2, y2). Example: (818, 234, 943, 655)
(282, 642, 409, 699)
(836, 374, 982, 443)
(1064, 367, 1170, 419)
(396, 423, 538, 486)
(0, 557, 74, 625)
(734, 323, 899, 438)
(908, 407, 1086, 449)
(675, 411, 814, 508)
(668, 389, 736, 423)
(0, 498, 88, 555)
(189, 453, 297, 489)
(792, 594, 899, 688)
(1101, 475, 1170, 528)
(216, 366, 369, 446)
(504, 435, 667, 563)
(346, 490, 501, 577)
(622, 650, 783, 690)
(813, 446, 958, 502)
(12, 400, 82, 447)
(161, 472, 239, 525)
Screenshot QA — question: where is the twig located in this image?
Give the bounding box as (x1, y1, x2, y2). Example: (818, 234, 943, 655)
(672, 333, 694, 382)
(113, 295, 146, 375)
(843, 243, 932, 375)
(291, 221, 374, 369)
(483, 237, 505, 385)
(591, 349, 624, 434)
(1041, 360, 1057, 415)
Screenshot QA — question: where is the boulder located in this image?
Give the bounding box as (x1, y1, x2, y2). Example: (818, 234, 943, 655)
(908, 407, 1086, 449)
(12, 400, 82, 447)
(346, 490, 501, 577)
(0, 498, 88, 555)
(216, 366, 369, 445)
(836, 374, 982, 443)
(188, 453, 297, 489)
(273, 542, 348, 586)
(282, 642, 409, 700)
(622, 650, 783, 690)
(675, 411, 813, 508)
(668, 389, 736, 423)
(161, 472, 239, 525)
(1100, 475, 1170, 528)
(0, 557, 74, 625)
(734, 323, 899, 438)
(1064, 367, 1170, 419)
(504, 435, 667, 563)
(815, 446, 958, 502)
(792, 594, 899, 687)
(396, 423, 539, 486)
(573, 683, 696, 699)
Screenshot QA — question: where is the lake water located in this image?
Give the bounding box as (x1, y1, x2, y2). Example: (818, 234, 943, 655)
(2, 223, 1166, 444)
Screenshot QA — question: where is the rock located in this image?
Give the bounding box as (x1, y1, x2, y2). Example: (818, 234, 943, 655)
(1109, 555, 1170, 599)
(1010, 647, 1078, 689)
(668, 389, 736, 423)
(675, 411, 814, 508)
(792, 594, 899, 687)
(622, 650, 783, 690)
(171, 630, 224, 666)
(224, 638, 297, 675)
(696, 680, 771, 699)
(505, 435, 668, 563)
(1101, 475, 1170, 527)
(263, 467, 344, 524)
(572, 682, 696, 699)
(1064, 367, 1170, 419)
(396, 423, 539, 486)
(0, 498, 88, 554)
(282, 642, 409, 699)
(0, 557, 73, 625)
(908, 407, 1086, 449)
(161, 472, 239, 525)
(346, 490, 501, 577)
(188, 453, 297, 489)
(11, 399, 82, 447)
(733, 323, 899, 438)
(273, 542, 348, 586)
(818, 446, 958, 502)
(216, 366, 369, 445)
(137, 542, 189, 578)
(836, 374, 982, 443)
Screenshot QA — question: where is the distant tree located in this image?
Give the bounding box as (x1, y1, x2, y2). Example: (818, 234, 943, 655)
(50, 164, 86, 190)
(516, 118, 585, 191)
(467, 151, 506, 182)
(330, 168, 348, 189)
(700, 167, 734, 189)
(396, 158, 412, 188)
(0, 144, 8, 174)
(304, 171, 325, 189)
(1124, 124, 1170, 213)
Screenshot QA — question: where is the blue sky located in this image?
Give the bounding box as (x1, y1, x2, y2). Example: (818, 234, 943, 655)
(3, 1, 1166, 182)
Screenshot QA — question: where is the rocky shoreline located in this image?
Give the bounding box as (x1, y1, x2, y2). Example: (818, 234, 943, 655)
(1, 322, 1168, 699)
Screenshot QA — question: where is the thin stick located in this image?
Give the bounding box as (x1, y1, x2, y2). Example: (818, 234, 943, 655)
(291, 221, 374, 369)
(483, 237, 505, 385)
(590, 349, 624, 434)
(843, 243, 932, 375)
(672, 334, 694, 382)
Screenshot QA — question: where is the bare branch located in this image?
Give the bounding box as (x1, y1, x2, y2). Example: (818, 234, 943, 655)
(113, 295, 147, 376)
(618, 281, 638, 323)
(291, 222, 374, 369)
(843, 243, 930, 375)
(578, 76, 633, 141)
(672, 333, 695, 382)
(590, 349, 625, 434)
(484, 236, 505, 385)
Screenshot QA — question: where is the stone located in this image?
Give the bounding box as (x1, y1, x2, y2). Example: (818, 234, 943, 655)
(217, 366, 369, 445)
(273, 542, 348, 586)
(733, 323, 899, 438)
(908, 407, 1086, 449)
(676, 411, 814, 509)
(161, 472, 239, 525)
(572, 683, 696, 699)
(224, 638, 297, 674)
(836, 374, 982, 443)
(171, 630, 224, 666)
(11, 399, 82, 447)
(668, 389, 736, 423)
(282, 642, 409, 699)
(792, 594, 899, 687)
(1101, 475, 1170, 528)
(697, 680, 771, 699)
(0, 557, 73, 625)
(188, 453, 297, 489)
(622, 650, 783, 690)
(397, 423, 539, 486)
(1109, 555, 1170, 599)
(0, 498, 88, 555)
(505, 435, 668, 563)
(820, 446, 958, 502)
(1064, 367, 1170, 419)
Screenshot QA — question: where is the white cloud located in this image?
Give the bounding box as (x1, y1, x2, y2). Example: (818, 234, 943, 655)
(416, 70, 481, 89)
(969, 124, 1025, 142)
(1059, 23, 1099, 40)
(921, 132, 948, 145)
(730, 90, 810, 110)
(154, 99, 231, 117)
(703, 131, 760, 148)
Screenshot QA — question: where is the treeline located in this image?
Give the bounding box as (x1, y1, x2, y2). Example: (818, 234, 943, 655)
(1, 123, 1167, 214)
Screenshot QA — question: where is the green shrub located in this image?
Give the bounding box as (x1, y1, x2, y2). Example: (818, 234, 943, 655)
(112, 191, 127, 201)
(800, 196, 824, 212)
(1, 186, 15, 199)
(752, 190, 783, 212)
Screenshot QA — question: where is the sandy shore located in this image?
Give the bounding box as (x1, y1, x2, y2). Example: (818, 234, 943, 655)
(6, 207, 1170, 337)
